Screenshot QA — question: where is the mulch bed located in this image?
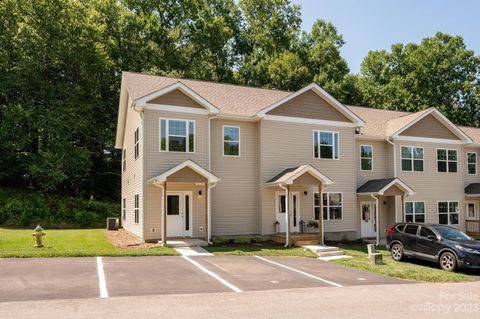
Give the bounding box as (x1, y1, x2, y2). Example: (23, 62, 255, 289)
(104, 229, 161, 249)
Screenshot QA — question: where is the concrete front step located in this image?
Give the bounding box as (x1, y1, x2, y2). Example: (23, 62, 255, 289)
(302, 245, 344, 257)
(316, 251, 344, 257)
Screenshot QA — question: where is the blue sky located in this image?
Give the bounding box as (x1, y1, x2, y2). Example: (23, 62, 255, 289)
(293, 0, 480, 73)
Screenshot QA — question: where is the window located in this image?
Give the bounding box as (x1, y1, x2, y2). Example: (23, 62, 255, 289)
(167, 195, 180, 215)
(313, 131, 339, 159)
(360, 145, 373, 171)
(438, 201, 459, 225)
(404, 224, 418, 235)
(223, 126, 240, 156)
(419, 226, 436, 238)
(134, 194, 139, 224)
(122, 198, 126, 221)
(122, 149, 126, 172)
(277, 195, 286, 214)
(159, 119, 195, 153)
(405, 201, 425, 223)
(437, 149, 457, 173)
(314, 192, 342, 220)
(401, 146, 423, 171)
(134, 128, 139, 160)
(467, 202, 476, 219)
(467, 152, 477, 175)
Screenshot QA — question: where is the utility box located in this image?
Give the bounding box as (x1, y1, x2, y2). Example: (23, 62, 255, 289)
(367, 244, 376, 257)
(106, 217, 119, 230)
(370, 252, 383, 265)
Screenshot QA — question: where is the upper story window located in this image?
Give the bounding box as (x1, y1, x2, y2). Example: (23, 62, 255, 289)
(401, 146, 423, 172)
(360, 145, 373, 171)
(438, 201, 459, 225)
(134, 128, 139, 160)
(437, 149, 457, 173)
(159, 118, 195, 153)
(405, 201, 425, 223)
(467, 152, 477, 175)
(122, 149, 126, 172)
(223, 126, 240, 156)
(313, 131, 339, 160)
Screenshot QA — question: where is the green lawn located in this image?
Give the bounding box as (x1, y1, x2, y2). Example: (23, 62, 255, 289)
(0, 228, 178, 257)
(332, 245, 474, 283)
(205, 245, 317, 257)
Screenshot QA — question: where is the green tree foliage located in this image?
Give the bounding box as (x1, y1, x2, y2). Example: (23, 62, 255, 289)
(356, 32, 480, 126)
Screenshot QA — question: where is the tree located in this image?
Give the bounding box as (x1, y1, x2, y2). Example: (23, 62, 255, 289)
(357, 32, 480, 126)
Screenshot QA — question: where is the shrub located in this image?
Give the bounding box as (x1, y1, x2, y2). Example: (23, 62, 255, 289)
(251, 235, 267, 243)
(212, 236, 230, 245)
(233, 236, 251, 244)
(340, 235, 349, 245)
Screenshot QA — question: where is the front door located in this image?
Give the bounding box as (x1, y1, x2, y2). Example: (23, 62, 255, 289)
(276, 192, 300, 233)
(360, 201, 377, 238)
(166, 192, 193, 237)
(466, 201, 478, 220)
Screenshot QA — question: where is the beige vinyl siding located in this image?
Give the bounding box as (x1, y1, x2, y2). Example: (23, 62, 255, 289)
(148, 89, 204, 109)
(210, 119, 259, 235)
(395, 142, 465, 230)
(356, 140, 390, 188)
(261, 120, 356, 234)
(121, 100, 144, 239)
(400, 114, 459, 140)
(143, 109, 208, 240)
(267, 90, 351, 122)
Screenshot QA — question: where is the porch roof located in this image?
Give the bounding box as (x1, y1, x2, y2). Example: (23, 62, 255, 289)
(266, 164, 334, 186)
(357, 178, 415, 196)
(147, 160, 220, 185)
(465, 183, 480, 196)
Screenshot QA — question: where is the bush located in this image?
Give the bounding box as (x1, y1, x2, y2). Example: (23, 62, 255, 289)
(340, 235, 349, 245)
(0, 187, 119, 228)
(251, 235, 267, 243)
(233, 236, 251, 244)
(212, 236, 230, 245)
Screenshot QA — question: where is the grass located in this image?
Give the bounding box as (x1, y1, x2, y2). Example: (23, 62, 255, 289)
(332, 244, 475, 283)
(205, 245, 317, 257)
(0, 228, 178, 257)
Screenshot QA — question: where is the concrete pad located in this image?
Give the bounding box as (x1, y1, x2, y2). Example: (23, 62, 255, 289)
(102, 256, 229, 297)
(192, 255, 331, 291)
(163, 239, 208, 247)
(318, 255, 352, 261)
(174, 246, 213, 256)
(263, 256, 409, 286)
(0, 258, 99, 302)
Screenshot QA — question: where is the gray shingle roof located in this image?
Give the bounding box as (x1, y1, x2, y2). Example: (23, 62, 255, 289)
(465, 183, 480, 195)
(267, 167, 300, 183)
(357, 178, 397, 193)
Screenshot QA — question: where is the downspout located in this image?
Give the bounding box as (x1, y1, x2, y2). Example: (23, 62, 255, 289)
(208, 114, 219, 171)
(207, 181, 218, 244)
(386, 137, 396, 177)
(279, 183, 289, 247)
(158, 183, 165, 246)
(132, 102, 146, 242)
(371, 194, 380, 245)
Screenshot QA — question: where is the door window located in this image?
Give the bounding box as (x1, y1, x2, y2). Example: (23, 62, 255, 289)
(185, 195, 190, 231)
(167, 195, 180, 215)
(292, 195, 297, 227)
(467, 203, 476, 219)
(419, 227, 436, 238)
(404, 225, 418, 235)
(362, 204, 371, 221)
(278, 195, 286, 213)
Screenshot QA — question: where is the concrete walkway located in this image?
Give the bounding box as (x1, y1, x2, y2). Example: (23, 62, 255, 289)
(1, 281, 478, 319)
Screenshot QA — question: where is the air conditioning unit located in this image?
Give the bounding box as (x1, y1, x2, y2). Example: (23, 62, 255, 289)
(106, 217, 119, 230)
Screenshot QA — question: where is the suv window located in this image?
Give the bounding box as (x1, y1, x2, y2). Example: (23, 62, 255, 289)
(419, 227, 436, 238)
(395, 224, 406, 232)
(404, 224, 418, 235)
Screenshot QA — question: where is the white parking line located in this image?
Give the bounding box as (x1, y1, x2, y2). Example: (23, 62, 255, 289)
(182, 256, 243, 293)
(96, 256, 109, 298)
(254, 256, 343, 288)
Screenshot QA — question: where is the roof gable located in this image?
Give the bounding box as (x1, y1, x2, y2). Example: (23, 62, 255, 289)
(148, 89, 205, 109)
(148, 160, 220, 184)
(399, 114, 459, 140)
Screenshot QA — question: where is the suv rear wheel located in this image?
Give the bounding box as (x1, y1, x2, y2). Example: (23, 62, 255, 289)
(439, 252, 457, 272)
(390, 243, 404, 261)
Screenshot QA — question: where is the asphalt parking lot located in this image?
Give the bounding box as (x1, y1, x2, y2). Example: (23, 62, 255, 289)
(0, 255, 408, 302)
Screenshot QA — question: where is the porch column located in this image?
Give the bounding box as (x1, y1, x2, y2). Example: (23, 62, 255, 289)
(401, 195, 405, 223)
(318, 183, 324, 245)
(286, 185, 291, 246)
(163, 182, 168, 245)
(204, 181, 208, 242)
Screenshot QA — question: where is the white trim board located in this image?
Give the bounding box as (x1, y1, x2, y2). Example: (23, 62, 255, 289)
(263, 114, 360, 127)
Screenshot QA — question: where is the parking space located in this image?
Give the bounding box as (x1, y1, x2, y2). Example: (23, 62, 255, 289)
(0, 255, 410, 303)
(0, 258, 99, 302)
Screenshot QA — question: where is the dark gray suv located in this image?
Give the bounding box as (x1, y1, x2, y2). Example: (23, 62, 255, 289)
(386, 223, 480, 271)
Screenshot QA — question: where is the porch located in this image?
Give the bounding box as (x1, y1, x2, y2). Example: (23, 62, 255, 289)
(465, 184, 480, 239)
(466, 221, 480, 239)
(271, 233, 322, 246)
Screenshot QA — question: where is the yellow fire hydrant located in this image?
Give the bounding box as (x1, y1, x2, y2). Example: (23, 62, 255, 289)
(33, 225, 45, 248)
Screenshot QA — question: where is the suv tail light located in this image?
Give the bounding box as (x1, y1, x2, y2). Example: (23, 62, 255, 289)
(387, 226, 396, 234)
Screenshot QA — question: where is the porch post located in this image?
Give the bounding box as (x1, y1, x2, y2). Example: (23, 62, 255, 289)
(204, 181, 208, 242)
(163, 182, 167, 246)
(285, 185, 290, 246)
(401, 195, 405, 222)
(319, 183, 324, 245)
(375, 196, 379, 245)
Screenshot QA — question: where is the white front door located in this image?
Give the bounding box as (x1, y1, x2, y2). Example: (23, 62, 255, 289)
(276, 192, 300, 233)
(360, 201, 377, 238)
(166, 192, 193, 237)
(466, 201, 478, 220)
